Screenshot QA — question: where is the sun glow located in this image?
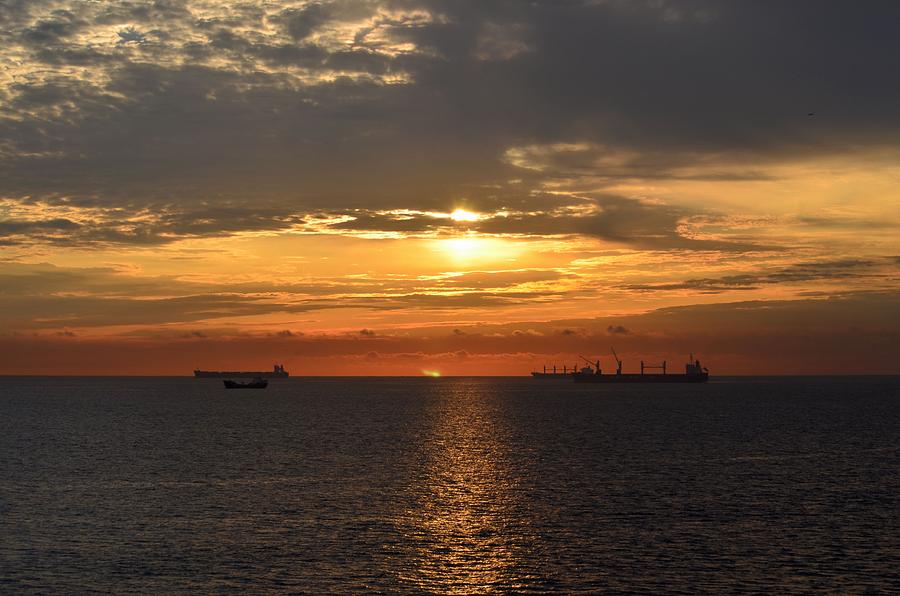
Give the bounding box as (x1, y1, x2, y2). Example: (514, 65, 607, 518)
(442, 237, 480, 259)
(422, 369, 441, 377)
(433, 235, 523, 263)
(450, 208, 480, 222)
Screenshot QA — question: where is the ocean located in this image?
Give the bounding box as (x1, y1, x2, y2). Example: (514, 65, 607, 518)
(1, 376, 899, 593)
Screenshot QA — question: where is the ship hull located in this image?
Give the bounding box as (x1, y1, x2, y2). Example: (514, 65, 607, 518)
(195, 371, 289, 378)
(223, 379, 268, 389)
(531, 372, 576, 379)
(574, 373, 708, 383)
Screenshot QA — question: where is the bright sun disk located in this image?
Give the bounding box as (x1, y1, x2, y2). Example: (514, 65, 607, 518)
(450, 208, 480, 222)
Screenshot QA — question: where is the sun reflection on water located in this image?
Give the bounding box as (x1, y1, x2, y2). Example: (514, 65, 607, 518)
(395, 381, 536, 593)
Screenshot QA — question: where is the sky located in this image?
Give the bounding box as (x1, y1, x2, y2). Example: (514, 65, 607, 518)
(1, 0, 899, 375)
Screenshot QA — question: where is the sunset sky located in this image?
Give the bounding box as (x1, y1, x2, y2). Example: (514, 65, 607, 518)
(2, 0, 899, 375)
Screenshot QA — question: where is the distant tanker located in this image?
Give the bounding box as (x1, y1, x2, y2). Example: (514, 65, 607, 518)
(194, 364, 289, 378)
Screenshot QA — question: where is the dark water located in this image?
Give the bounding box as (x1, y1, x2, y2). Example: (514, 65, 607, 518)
(1, 376, 899, 593)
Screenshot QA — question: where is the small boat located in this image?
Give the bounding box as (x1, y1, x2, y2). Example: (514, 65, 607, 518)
(223, 377, 268, 389)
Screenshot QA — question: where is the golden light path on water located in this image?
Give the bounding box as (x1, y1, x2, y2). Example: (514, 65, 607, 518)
(394, 382, 537, 592)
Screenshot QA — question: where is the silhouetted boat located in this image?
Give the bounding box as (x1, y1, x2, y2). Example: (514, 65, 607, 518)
(223, 378, 268, 389)
(195, 364, 288, 378)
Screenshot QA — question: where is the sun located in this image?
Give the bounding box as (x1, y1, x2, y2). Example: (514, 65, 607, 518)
(449, 208, 480, 222)
(422, 369, 441, 377)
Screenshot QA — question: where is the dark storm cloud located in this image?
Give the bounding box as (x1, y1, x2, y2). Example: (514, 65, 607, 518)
(3, 0, 900, 243)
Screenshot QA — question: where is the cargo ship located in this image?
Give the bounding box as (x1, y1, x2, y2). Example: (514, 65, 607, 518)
(572, 349, 708, 383)
(194, 364, 289, 378)
(532, 349, 709, 383)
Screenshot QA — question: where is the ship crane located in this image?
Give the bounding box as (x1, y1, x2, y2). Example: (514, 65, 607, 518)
(610, 347, 623, 375)
(577, 355, 601, 374)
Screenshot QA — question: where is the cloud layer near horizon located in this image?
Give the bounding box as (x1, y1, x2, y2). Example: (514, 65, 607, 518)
(3, 291, 898, 375)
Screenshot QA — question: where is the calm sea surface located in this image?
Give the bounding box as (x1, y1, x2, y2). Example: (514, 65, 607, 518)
(1, 376, 899, 593)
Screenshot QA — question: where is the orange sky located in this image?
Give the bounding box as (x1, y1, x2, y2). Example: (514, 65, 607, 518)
(2, 1, 899, 374)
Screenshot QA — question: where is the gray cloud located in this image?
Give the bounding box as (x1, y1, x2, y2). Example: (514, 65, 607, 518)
(606, 325, 630, 335)
(0, 218, 80, 236)
(0, 261, 564, 330)
(276, 2, 342, 40)
(2, 0, 900, 246)
(437, 269, 567, 289)
(21, 10, 86, 45)
(627, 258, 899, 293)
(117, 27, 147, 45)
(273, 329, 298, 337)
(326, 194, 770, 250)
(0, 203, 307, 247)
(3, 291, 899, 374)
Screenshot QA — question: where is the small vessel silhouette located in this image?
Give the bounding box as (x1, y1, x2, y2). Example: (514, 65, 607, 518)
(223, 377, 268, 389)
